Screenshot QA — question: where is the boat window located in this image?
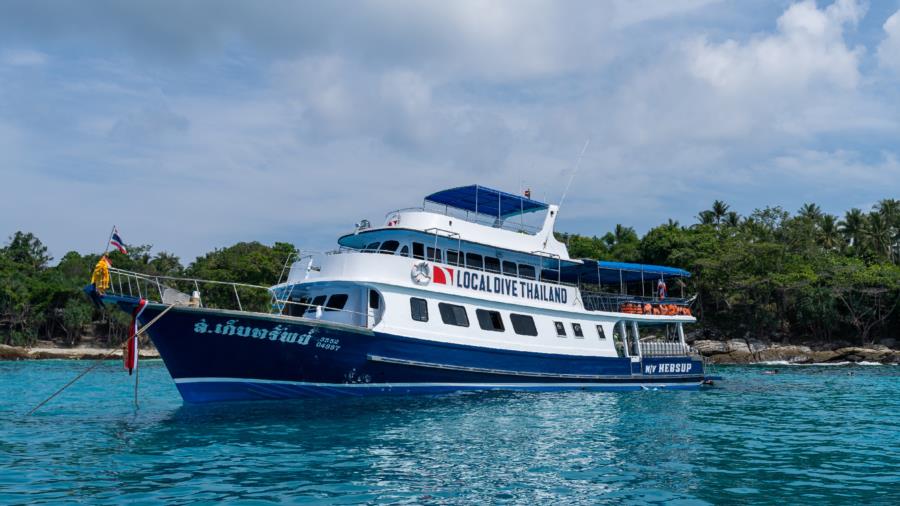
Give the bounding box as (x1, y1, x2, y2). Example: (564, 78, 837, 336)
(554, 321, 567, 337)
(365, 242, 380, 252)
(410, 297, 428, 322)
(289, 296, 309, 317)
(447, 250, 460, 266)
(438, 303, 469, 327)
(596, 325, 606, 339)
(412, 242, 425, 260)
(369, 290, 380, 309)
(399, 245, 409, 257)
(379, 240, 400, 254)
(510, 314, 538, 336)
(572, 323, 584, 338)
(476, 309, 505, 332)
(484, 257, 501, 273)
(502, 261, 517, 277)
(427, 247, 442, 262)
(519, 265, 536, 280)
(306, 295, 327, 313)
(325, 294, 349, 311)
(465, 253, 483, 270)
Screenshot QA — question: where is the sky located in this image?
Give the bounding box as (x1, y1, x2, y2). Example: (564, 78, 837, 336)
(1, 0, 900, 264)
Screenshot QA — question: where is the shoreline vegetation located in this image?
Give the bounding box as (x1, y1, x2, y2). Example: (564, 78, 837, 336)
(2, 198, 899, 362)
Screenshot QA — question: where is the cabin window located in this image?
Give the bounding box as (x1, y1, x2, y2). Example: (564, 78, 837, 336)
(365, 242, 380, 251)
(572, 323, 584, 338)
(484, 256, 501, 273)
(510, 314, 538, 336)
(399, 245, 409, 257)
(427, 247, 442, 262)
(554, 321, 567, 337)
(289, 296, 309, 317)
(379, 240, 400, 254)
(412, 242, 425, 260)
(502, 261, 518, 277)
(410, 297, 428, 322)
(465, 253, 483, 270)
(447, 250, 460, 266)
(596, 325, 606, 339)
(519, 265, 536, 280)
(306, 295, 327, 313)
(325, 294, 348, 312)
(439, 303, 469, 327)
(369, 290, 380, 310)
(476, 309, 505, 332)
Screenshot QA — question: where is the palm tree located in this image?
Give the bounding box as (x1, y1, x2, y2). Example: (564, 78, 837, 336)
(817, 215, 844, 251)
(711, 200, 730, 226)
(865, 212, 892, 261)
(839, 208, 866, 249)
(798, 203, 823, 222)
(876, 199, 900, 263)
(724, 211, 740, 228)
(696, 210, 716, 226)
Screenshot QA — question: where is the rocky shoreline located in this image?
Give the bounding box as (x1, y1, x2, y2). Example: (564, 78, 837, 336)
(2, 340, 897, 365)
(0, 344, 160, 360)
(692, 339, 900, 365)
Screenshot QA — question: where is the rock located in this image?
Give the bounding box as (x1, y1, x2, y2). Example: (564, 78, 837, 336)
(0, 344, 29, 360)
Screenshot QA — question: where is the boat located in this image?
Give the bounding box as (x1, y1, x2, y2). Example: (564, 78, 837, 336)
(98, 185, 712, 403)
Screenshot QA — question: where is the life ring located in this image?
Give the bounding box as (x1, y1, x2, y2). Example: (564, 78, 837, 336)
(411, 260, 431, 285)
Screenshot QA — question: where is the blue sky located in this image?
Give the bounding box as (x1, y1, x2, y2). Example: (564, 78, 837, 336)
(1, 0, 899, 263)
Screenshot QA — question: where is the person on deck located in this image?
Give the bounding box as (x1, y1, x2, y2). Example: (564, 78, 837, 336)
(657, 278, 667, 300)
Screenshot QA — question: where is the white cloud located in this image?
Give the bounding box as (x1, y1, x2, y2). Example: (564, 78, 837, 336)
(1, 48, 47, 66)
(877, 10, 900, 72)
(687, 0, 864, 94)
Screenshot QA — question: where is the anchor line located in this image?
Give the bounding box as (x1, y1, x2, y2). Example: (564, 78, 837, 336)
(26, 304, 175, 416)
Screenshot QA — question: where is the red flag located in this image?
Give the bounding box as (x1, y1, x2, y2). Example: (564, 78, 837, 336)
(125, 298, 147, 375)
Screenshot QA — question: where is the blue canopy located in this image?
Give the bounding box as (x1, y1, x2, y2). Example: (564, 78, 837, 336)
(425, 185, 549, 219)
(559, 259, 691, 285)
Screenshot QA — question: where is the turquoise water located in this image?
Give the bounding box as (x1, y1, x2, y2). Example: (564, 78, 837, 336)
(2, 361, 899, 504)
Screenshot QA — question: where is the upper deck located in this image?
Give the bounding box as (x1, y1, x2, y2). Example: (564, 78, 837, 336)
(342, 184, 571, 260)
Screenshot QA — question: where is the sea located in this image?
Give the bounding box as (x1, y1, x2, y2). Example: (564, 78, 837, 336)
(1, 360, 898, 505)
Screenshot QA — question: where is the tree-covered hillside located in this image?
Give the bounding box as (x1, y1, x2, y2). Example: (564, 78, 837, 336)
(558, 199, 900, 346)
(2, 198, 898, 348)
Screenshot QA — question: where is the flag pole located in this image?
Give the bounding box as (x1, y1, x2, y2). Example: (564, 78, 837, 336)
(103, 225, 115, 256)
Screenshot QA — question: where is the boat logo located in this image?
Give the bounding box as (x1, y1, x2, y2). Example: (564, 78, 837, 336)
(193, 318, 319, 346)
(644, 363, 693, 374)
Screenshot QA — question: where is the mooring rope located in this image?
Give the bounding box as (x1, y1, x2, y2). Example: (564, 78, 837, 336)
(26, 304, 176, 416)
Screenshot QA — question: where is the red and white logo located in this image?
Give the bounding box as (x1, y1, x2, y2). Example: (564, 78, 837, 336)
(432, 265, 454, 285)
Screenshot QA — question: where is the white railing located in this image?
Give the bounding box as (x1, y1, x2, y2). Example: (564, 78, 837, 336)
(106, 267, 370, 327)
(639, 341, 694, 357)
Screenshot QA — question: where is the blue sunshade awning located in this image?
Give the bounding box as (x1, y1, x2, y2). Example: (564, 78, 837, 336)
(560, 259, 691, 284)
(425, 185, 549, 218)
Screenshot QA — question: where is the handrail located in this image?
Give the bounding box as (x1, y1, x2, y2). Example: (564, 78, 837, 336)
(104, 267, 370, 327)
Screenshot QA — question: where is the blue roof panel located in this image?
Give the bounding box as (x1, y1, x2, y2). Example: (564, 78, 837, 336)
(560, 259, 691, 284)
(425, 185, 549, 218)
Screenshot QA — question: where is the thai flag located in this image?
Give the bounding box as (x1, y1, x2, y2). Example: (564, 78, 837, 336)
(124, 298, 147, 375)
(110, 228, 128, 255)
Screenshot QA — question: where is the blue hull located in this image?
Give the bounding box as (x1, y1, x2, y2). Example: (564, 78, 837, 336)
(128, 303, 705, 403)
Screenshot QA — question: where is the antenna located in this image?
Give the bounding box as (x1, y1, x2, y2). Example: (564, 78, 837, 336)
(558, 138, 590, 209)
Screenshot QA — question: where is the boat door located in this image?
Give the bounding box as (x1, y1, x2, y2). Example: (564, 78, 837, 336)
(627, 321, 642, 375)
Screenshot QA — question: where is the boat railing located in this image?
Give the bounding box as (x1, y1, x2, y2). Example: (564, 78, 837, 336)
(383, 204, 543, 235)
(105, 267, 371, 326)
(322, 247, 579, 287)
(639, 341, 694, 358)
(581, 290, 692, 313)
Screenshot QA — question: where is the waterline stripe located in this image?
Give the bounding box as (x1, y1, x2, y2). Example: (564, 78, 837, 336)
(173, 377, 699, 388)
(367, 354, 701, 380)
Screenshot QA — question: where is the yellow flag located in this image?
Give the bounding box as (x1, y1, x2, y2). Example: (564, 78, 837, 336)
(91, 256, 111, 294)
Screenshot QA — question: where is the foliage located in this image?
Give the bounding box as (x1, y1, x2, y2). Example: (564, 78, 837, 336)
(2, 196, 899, 347)
(563, 199, 900, 345)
